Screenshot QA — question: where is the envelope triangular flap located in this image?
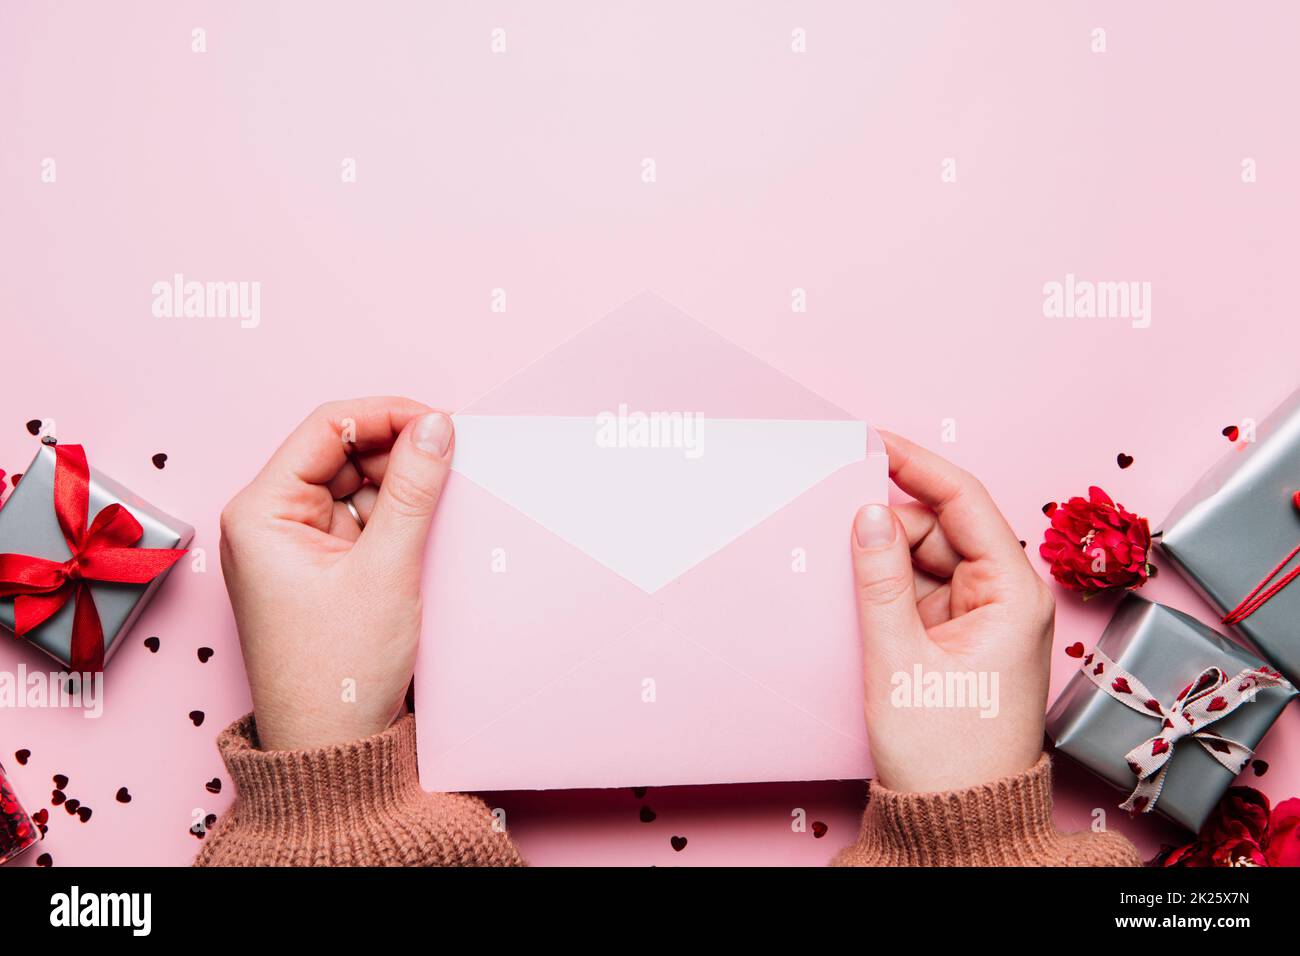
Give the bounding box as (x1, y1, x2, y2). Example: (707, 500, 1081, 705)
(452, 294, 871, 593)
(462, 292, 854, 421)
(452, 415, 866, 593)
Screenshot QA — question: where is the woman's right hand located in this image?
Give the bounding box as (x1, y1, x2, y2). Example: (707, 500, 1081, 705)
(851, 432, 1056, 793)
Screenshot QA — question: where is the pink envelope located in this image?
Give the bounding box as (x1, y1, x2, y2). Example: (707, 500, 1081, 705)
(416, 293, 887, 791)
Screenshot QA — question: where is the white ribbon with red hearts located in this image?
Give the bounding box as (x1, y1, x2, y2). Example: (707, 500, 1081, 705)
(1078, 649, 1292, 815)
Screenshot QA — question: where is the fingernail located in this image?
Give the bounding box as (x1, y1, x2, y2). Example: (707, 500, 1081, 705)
(854, 504, 896, 549)
(413, 412, 453, 456)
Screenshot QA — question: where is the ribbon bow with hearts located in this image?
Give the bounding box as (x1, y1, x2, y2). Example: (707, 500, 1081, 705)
(1079, 648, 1291, 815)
(0, 444, 187, 672)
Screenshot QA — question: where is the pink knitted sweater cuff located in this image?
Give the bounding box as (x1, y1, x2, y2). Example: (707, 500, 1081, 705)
(193, 713, 525, 867)
(831, 754, 1142, 867)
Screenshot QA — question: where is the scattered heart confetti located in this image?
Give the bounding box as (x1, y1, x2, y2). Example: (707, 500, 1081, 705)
(77, 806, 92, 823)
(25, 419, 41, 436)
(32, 809, 48, 825)
(151, 453, 168, 470)
(1042, 502, 1057, 516)
(1222, 425, 1239, 441)
(51, 790, 65, 806)
(1116, 453, 1134, 469)
(1065, 642, 1085, 658)
(811, 821, 828, 839)
(36, 853, 52, 867)
(144, 636, 160, 653)
(116, 787, 132, 803)
(205, 778, 222, 795)
(631, 786, 647, 799)
(197, 647, 214, 663)
(205, 813, 217, 829)
(189, 710, 205, 727)
(1252, 759, 1269, 777)
(639, 806, 656, 823)
(10, 473, 21, 487)
(64, 799, 80, 815)
(53, 774, 68, 789)
(670, 835, 688, 852)
(14, 749, 30, 765)
(1019, 540, 1026, 548)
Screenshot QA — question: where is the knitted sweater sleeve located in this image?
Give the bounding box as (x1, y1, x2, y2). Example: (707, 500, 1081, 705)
(831, 753, 1143, 867)
(193, 713, 524, 867)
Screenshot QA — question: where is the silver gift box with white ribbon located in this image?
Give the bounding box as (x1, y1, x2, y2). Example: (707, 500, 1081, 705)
(1047, 595, 1295, 832)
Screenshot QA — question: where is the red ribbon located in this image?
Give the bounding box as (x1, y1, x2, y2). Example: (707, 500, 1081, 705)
(1222, 542, 1300, 627)
(0, 445, 187, 672)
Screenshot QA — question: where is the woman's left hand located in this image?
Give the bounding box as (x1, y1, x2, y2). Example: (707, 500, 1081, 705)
(219, 397, 454, 751)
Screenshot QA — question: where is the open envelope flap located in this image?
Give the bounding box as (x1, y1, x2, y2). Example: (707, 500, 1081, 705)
(451, 415, 869, 593)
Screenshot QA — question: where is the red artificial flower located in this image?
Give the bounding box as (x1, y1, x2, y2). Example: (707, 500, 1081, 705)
(1265, 798, 1300, 867)
(1158, 787, 1300, 867)
(1039, 486, 1151, 597)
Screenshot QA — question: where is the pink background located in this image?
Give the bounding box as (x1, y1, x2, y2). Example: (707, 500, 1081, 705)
(2, 1, 1298, 865)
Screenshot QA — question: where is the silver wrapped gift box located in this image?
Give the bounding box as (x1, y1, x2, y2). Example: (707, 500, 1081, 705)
(1159, 387, 1300, 685)
(1047, 595, 1295, 832)
(0, 442, 193, 669)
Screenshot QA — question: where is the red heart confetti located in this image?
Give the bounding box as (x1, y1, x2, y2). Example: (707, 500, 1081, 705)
(25, 419, 41, 436)
(1042, 502, 1057, 516)
(53, 774, 68, 789)
(197, 647, 214, 663)
(116, 787, 132, 803)
(77, 806, 92, 823)
(151, 453, 168, 470)
(14, 749, 30, 765)
(811, 821, 829, 839)
(639, 806, 656, 823)
(189, 711, 205, 727)
(670, 835, 688, 852)
(51, 790, 65, 806)
(1252, 759, 1269, 777)
(144, 636, 160, 653)
(36, 853, 52, 867)
(1222, 425, 1239, 441)
(32, 808, 48, 825)
(64, 799, 80, 815)
(205, 778, 222, 795)
(1117, 453, 1134, 469)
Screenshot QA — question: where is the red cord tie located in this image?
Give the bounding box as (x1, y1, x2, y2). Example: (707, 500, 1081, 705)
(0, 444, 187, 672)
(1221, 511, 1300, 626)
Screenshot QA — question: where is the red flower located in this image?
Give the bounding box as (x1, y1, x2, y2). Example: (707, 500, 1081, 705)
(1265, 798, 1300, 867)
(1158, 787, 1300, 867)
(1039, 486, 1151, 597)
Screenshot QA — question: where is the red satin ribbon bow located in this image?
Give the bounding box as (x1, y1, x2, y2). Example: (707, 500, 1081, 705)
(0, 444, 187, 672)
